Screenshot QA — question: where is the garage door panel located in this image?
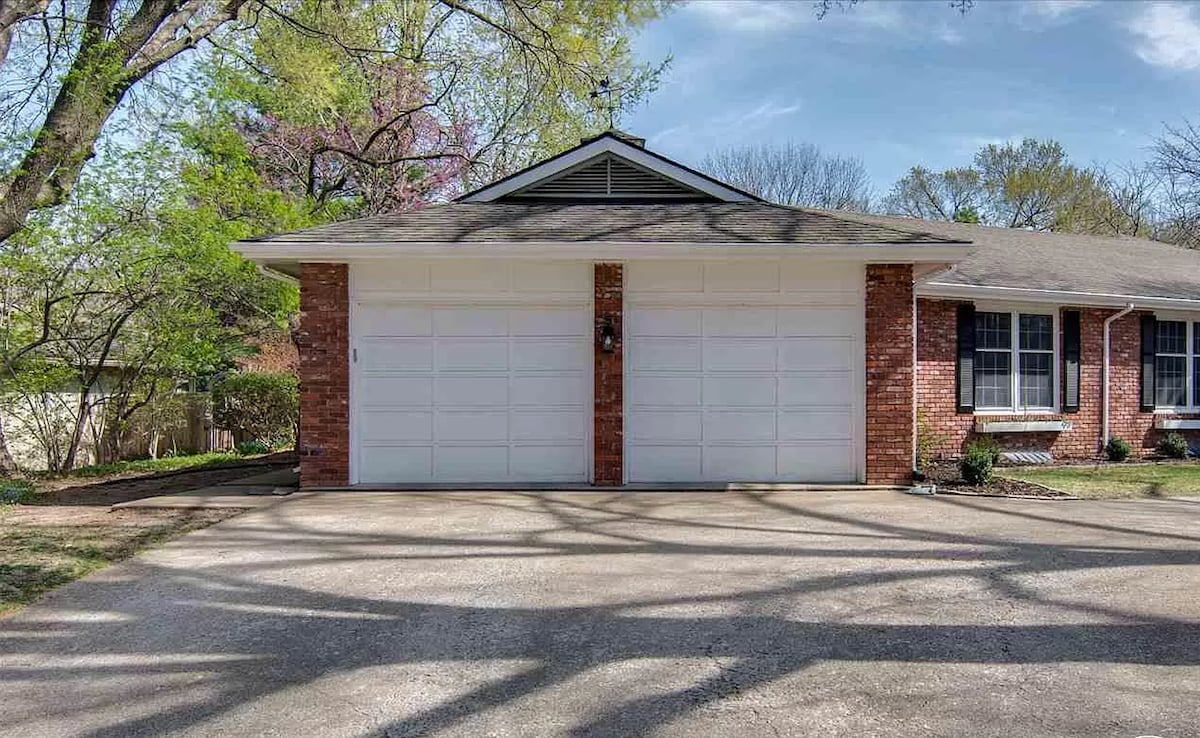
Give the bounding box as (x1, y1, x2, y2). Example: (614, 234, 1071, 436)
(435, 446, 509, 480)
(511, 446, 586, 478)
(360, 376, 433, 407)
(358, 306, 432, 336)
(633, 338, 701, 371)
(703, 376, 776, 407)
(510, 375, 585, 406)
(629, 308, 701, 337)
(630, 375, 702, 407)
(359, 446, 432, 483)
(626, 262, 703, 292)
(704, 308, 776, 337)
(434, 308, 509, 336)
(777, 444, 857, 482)
(778, 308, 859, 337)
(705, 410, 776, 441)
(511, 410, 585, 441)
(778, 374, 853, 406)
(436, 339, 508, 371)
(630, 410, 702, 442)
(779, 338, 854, 371)
(509, 308, 589, 336)
(629, 446, 702, 481)
(361, 339, 432, 371)
(512, 339, 588, 371)
(704, 339, 776, 372)
(704, 446, 777, 480)
(435, 375, 509, 407)
(436, 410, 508, 442)
(778, 410, 853, 441)
(360, 410, 432, 442)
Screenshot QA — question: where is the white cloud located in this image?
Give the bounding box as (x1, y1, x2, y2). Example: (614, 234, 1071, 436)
(1022, 0, 1098, 21)
(1129, 2, 1200, 70)
(683, 0, 811, 33)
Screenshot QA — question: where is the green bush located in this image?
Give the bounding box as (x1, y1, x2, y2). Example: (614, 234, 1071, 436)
(0, 480, 35, 505)
(968, 435, 1002, 465)
(236, 440, 271, 456)
(915, 411, 949, 471)
(1157, 432, 1189, 460)
(212, 372, 299, 448)
(1104, 437, 1132, 462)
(960, 448, 994, 485)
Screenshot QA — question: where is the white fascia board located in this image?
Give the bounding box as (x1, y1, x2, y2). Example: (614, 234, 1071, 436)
(458, 137, 755, 203)
(918, 281, 1200, 312)
(232, 241, 973, 263)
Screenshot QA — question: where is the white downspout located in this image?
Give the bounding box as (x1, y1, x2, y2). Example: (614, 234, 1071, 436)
(1102, 303, 1136, 448)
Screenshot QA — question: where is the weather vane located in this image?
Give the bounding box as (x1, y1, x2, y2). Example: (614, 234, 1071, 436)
(589, 77, 617, 130)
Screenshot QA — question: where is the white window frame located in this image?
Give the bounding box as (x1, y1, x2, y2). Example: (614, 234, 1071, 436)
(1153, 317, 1200, 413)
(974, 306, 1059, 415)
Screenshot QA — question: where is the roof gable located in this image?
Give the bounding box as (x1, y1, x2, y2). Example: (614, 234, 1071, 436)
(458, 131, 760, 203)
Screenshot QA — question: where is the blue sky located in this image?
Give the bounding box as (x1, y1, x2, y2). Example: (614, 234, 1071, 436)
(622, 0, 1200, 198)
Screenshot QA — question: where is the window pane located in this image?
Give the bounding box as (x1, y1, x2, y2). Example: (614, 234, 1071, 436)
(1019, 314, 1053, 351)
(1157, 320, 1186, 355)
(975, 312, 1011, 350)
(1156, 355, 1187, 406)
(975, 350, 1012, 408)
(1019, 352, 1054, 408)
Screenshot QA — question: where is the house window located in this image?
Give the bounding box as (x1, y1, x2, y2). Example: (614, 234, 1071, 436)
(1156, 320, 1200, 409)
(974, 310, 1056, 411)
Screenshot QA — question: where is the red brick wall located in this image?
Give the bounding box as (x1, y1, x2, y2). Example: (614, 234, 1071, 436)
(297, 263, 350, 487)
(865, 264, 915, 485)
(916, 297, 1199, 460)
(594, 263, 623, 485)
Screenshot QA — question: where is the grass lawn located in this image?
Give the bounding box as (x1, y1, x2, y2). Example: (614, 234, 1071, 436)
(0, 507, 239, 613)
(1001, 462, 1200, 499)
(41, 451, 246, 480)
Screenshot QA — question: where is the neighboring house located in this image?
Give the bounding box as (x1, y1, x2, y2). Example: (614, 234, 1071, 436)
(234, 130, 1200, 489)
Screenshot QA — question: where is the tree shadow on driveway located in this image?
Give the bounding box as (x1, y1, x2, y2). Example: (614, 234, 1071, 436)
(2, 490, 1199, 737)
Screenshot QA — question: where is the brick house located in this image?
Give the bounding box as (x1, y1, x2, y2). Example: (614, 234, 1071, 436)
(234, 131, 1200, 488)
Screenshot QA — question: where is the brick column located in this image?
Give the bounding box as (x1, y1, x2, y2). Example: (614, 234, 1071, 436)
(865, 264, 915, 485)
(594, 263, 624, 486)
(297, 263, 350, 487)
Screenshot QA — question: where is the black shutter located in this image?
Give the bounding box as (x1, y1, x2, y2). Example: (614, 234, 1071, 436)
(1062, 310, 1081, 413)
(956, 304, 976, 413)
(1141, 314, 1157, 412)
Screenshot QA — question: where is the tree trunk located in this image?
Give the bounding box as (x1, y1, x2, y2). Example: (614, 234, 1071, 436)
(0, 413, 18, 475)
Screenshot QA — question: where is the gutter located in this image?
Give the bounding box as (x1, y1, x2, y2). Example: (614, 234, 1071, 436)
(919, 282, 1200, 312)
(1102, 303, 1136, 449)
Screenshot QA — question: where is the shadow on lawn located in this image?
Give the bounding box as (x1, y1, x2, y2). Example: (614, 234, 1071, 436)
(1, 490, 1198, 737)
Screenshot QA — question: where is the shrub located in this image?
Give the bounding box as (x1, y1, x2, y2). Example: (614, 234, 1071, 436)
(1157, 432, 1189, 460)
(1104, 437, 1132, 462)
(212, 372, 299, 448)
(0, 480, 35, 505)
(236, 440, 271, 456)
(955, 446, 993, 487)
(968, 435, 1002, 465)
(915, 411, 949, 471)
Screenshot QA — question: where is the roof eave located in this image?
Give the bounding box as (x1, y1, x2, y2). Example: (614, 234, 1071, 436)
(918, 281, 1200, 311)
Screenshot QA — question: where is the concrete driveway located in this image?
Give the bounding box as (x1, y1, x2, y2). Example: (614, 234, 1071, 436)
(2, 490, 1199, 738)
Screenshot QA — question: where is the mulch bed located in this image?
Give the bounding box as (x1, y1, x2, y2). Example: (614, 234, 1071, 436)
(28, 452, 297, 507)
(922, 461, 1072, 499)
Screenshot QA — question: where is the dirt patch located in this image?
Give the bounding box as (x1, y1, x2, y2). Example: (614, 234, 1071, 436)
(30, 452, 296, 507)
(923, 461, 1071, 498)
(0, 506, 241, 613)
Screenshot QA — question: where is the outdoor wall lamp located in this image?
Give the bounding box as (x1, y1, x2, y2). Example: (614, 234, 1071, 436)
(599, 318, 617, 353)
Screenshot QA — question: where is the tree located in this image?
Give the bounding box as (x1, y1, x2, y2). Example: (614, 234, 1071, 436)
(701, 142, 871, 210)
(974, 138, 1101, 231)
(883, 166, 981, 222)
(1153, 120, 1200, 248)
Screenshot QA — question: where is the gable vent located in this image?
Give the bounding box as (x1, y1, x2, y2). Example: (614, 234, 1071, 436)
(502, 154, 714, 201)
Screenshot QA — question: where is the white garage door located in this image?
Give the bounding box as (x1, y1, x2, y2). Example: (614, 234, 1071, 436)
(626, 261, 862, 483)
(352, 261, 590, 484)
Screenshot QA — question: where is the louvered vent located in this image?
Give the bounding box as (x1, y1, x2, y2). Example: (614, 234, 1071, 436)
(504, 154, 711, 200)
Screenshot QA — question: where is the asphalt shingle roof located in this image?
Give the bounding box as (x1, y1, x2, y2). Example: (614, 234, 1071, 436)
(817, 211, 1200, 302)
(247, 202, 966, 246)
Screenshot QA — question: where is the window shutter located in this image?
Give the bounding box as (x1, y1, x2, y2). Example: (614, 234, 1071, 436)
(1140, 314, 1156, 412)
(1062, 310, 1081, 413)
(956, 304, 975, 413)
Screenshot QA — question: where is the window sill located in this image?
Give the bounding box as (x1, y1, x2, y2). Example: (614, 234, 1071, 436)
(1154, 416, 1200, 430)
(974, 418, 1073, 434)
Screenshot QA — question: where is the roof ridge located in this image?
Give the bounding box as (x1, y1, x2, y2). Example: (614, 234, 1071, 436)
(765, 203, 971, 245)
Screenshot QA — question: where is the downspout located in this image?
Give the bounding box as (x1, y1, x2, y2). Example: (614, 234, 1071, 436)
(1102, 303, 1136, 448)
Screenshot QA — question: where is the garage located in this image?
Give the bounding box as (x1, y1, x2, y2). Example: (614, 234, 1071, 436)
(351, 260, 591, 484)
(625, 260, 864, 483)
